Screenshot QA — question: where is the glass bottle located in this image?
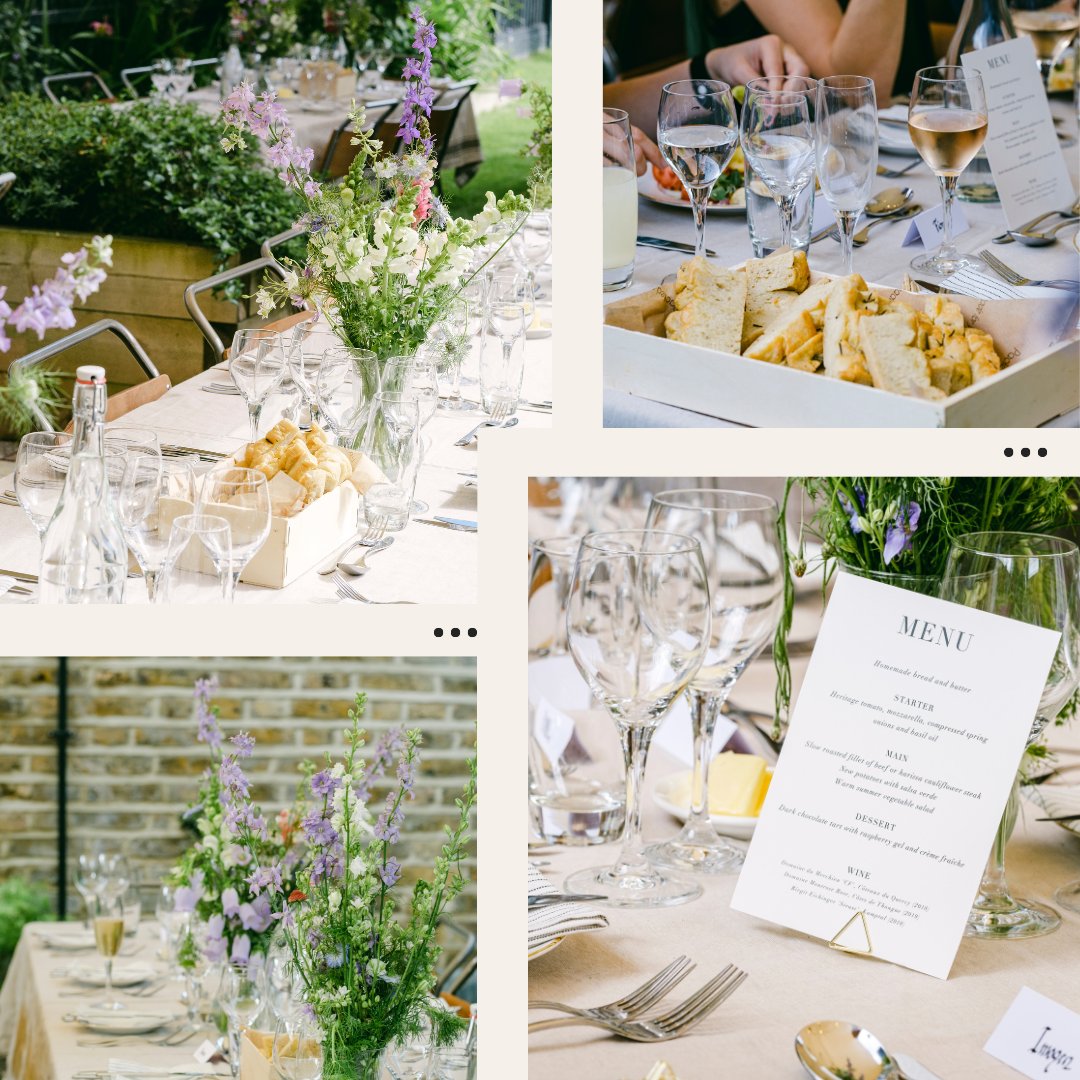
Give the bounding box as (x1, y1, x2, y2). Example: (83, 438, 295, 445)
(947, 0, 1016, 64)
(38, 365, 126, 604)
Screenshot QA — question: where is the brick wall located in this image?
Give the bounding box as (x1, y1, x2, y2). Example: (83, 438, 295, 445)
(0, 657, 477, 928)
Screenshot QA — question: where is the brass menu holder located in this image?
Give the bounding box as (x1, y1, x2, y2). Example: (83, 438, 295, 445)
(827, 910, 873, 956)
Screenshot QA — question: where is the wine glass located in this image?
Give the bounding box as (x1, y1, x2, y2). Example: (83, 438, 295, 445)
(117, 455, 197, 602)
(315, 346, 380, 446)
(92, 894, 127, 1011)
(642, 490, 783, 874)
(229, 328, 288, 442)
(433, 295, 475, 412)
(1010, 0, 1079, 84)
(155, 884, 190, 975)
(272, 1016, 324, 1080)
(563, 530, 712, 907)
(815, 75, 878, 275)
(14, 431, 74, 551)
(74, 850, 108, 928)
(741, 88, 817, 251)
(381, 354, 416, 396)
(283, 321, 324, 427)
(361, 392, 422, 532)
(162, 512, 234, 602)
(940, 532, 1079, 939)
(197, 467, 271, 598)
(105, 427, 161, 472)
(907, 66, 989, 275)
(517, 210, 552, 299)
(658, 80, 739, 258)
(220, 962, 264, 1079)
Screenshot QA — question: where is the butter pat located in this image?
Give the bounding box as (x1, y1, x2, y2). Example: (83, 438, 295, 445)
(672, 752, 771, 816)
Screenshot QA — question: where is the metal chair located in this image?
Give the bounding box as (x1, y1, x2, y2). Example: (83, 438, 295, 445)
(428, 80, 478, 192)
(318, 98, 400, 178)
(259, 226, 308, 274)
(119, 57, 221, 97)
(7, 319, 160, 431)
(0, 173, 14, 202)
(184, 257, 288, 364)
(41, 71, 115, 104)
(436, 918, 477, 999)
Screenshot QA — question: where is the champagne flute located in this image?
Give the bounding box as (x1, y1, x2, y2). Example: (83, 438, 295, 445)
(642, 490, 783, 874)
(93, 894, 127, 1011)
(815, 75, 878, 275)
(940, 532, 1079, 939)
(658, 80, 739, 258)
(907, 66, 989, 275)
(741, 89, 817, 251)
(197, 467, 271, 598)
(563, 530, 712, 907)
(229, 328, 288, 442)
(74, 850, 107, 929)
(117, 455, 197, 603)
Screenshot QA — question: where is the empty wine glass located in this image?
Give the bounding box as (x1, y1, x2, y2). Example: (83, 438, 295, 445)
(941, 532, 1080, 939)
(14, 431, 74, 551)
(92, 893, 126, 1011)
(283, 320, 324, 427)
(155, 884, 190, 975)
(163, 512, 233, 602)
(197, 467, 271, 598)
(361, 392, 422, 532)
(117, 455, 197, 602)
(220, 962, 264, 1079)
(315, 346, 380, 447)
(432, 296, 474, 412)
(907, 66, 989, 275)
(563, 530, 712, 907)
(658, 79, 739, 258)
(515, 210, 553, 299)
(381, 354, 416, 395)
(815, 75, 878, 275)
(229, 328, 288, 442)
(741, 88, 817, 251)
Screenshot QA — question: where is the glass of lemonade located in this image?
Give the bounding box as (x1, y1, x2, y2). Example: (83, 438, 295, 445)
(603, 108, 638, 291)
(93, 895, 126, 1011)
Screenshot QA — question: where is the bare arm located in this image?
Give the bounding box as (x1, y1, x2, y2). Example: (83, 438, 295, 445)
(745, 0, 906, 99)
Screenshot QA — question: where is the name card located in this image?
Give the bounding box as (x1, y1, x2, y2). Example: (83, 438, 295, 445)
(984, 987, 1080, 1078)
(902, 202, 970, 249)
(730, 572, 1059, 979)
(961, 36, 1076, 228)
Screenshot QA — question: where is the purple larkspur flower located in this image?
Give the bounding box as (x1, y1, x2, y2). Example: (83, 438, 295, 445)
(301, 808, 338, 848)
(837, 486, 867, 535)
(230, 731, 255, 757)
(379, 857, 401, 887)
(310, 769, 338, 797)
(194, 676, 222, 749)
(883, 502, 921, 564)
(374, 793, 405, 844)
(219, 756, 251, 799)
(203, 913, 227, 962)
(397, 6, 438, 148)
(246, 864, 282, 897)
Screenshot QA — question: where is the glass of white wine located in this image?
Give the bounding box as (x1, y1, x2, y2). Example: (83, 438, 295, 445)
(658, 80, 738, 258)
(93, 894, 127, 1011)
(907, 66, 989, 276)
(1010, 0, 1079, 85)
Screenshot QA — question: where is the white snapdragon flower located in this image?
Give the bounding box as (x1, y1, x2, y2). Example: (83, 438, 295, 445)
(349, 854, 365, 876)
(255, 288, 274, 319)
(471, 192, 502, 232)
(90, 234, 113, 267)
(328, 889, 342, 913)
(331, 762, 346, 780)
(202, 834, 219, 853)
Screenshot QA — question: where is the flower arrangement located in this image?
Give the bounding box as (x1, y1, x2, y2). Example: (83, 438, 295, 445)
(228, 0, 299, 57)
(219, 6, 530, 365)
(217, 690, 477, 1080)
(171, 677, 304, 965)
(0, 234, 112, 433)
(772, 477, 1080, 736)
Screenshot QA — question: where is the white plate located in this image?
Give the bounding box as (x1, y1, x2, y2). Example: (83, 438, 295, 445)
(65, 961, 156, 987)
(637, 168, 745, 215)
(526, 322, 553, 340)
(528, 936, 564, 962)
(878, 109, 987, 161)
(77, 1010, 178, 1035)
(35, 928, 95, 951)
(653, 769, 773, 839)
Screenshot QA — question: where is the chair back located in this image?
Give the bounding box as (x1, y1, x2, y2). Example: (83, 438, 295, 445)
(62, 374, 172, 432)
(428, 80, 478, 185)
(41, 71, 115, 104)
(319, 99, 400, 179)
(260, 225, 308, 273)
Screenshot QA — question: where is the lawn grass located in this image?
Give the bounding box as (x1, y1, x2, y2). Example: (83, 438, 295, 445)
(443, 50, 551, 218)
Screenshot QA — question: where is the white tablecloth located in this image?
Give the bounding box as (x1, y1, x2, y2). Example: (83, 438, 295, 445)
(604, 99, 1080, 428)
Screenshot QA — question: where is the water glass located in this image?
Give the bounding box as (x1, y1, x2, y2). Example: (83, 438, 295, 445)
(121, 881, 142, 936)
(528, 535, 583, 657)
(197, 467, 271, 597)
(283, 320, 324, 426)
(603, 108, 637, 291)
(162, 513, 233, 602)
(229, 328, 288, 442)
(478, 317, 526, 418)
(431, 296, 474, 411)
(746, 162, 815, 257)
(361, 392, 422, 532)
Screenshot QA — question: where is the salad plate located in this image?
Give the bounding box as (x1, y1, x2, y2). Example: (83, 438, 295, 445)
(639, 164, 746, 216)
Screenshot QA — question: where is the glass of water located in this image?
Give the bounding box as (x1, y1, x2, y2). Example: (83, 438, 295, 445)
(361, 392, 422, 532)
(745, 162, 815, 257)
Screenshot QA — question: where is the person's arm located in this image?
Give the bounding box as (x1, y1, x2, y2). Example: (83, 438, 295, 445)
(603, 34, 810, 138)
(744, 0, 906, 99)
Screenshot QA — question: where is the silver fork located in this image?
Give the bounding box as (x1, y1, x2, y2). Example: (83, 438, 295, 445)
(455, 416, 502, 446)
(528, 956, 695, 1024)
(528, 966, 747, 1041)
(316, 519, 389, 575)
(877, 159, 920, 179)
(332, 571, 417, 605)
(978, 249, 1080, 290)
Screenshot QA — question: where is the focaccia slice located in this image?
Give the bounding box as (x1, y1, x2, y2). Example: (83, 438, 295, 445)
(744, 279, 832, 365)
(859, 309, 944, 400)
(664, 257, 747, 356)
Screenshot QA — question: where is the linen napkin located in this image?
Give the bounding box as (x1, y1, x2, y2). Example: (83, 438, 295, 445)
(528, 864, 608, 957)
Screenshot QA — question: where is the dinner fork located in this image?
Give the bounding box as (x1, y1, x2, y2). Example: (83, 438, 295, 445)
(527, 965, 747, 1041)
(528, 956, 695, 1024)
(978, 249, 1080, 290)
(316, 518, 389, 575)
(332, 571, 417, 605)
(876, 160, 921, 179)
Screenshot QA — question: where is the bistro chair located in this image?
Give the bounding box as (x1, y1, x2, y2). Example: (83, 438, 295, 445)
(428, 79, 478, 192)
(41, 71, 115, 104)
(319, 98, 400, 179)
(183, 256, 289, 365)
(7, 319, 160, 431)
(260, 226, 308, 274)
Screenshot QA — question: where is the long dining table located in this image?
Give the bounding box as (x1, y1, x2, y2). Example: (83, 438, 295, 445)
(0, 309, 551, 606)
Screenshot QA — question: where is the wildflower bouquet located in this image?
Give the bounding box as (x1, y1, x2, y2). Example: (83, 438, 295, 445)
(772, 477, 1080, 735)
(217, 691, 477, 1080)
(171, 677, 304, 965)
(228, 0, 299, 57)
(220, 6, 530, 367)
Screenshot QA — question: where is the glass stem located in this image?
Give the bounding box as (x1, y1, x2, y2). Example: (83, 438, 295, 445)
(686, 689, 724, 831)
(777, 194, 797, 249)
(689, 187, 710, 258)
(225, 569, 240, 603)
(228, 1024, 240, 1079)
(552, 567, 571, 656)
(248, 403, 263, 443)
(938, 174, 960, 262)
(104, 957, 114, 1005)
(612, 722, 656, 877)
(144, 568, 160, 603)
(976, 776, 1019, 910)
(836, 210, 859, 275)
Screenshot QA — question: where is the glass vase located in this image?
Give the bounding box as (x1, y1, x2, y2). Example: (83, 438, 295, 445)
(324, 1045, 386, 1080)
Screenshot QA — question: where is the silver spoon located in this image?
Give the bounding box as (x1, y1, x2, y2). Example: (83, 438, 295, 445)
(1007, 215, 1080, 247)
(850, 204, 921, 247)
(336, 538, 395, 576)
(864, 187, 914, 216)
(796, 1020, 911, 1079)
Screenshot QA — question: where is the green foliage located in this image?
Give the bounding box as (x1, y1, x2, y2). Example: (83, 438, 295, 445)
(0, 877, 54, 957)
(0, 366, 65, 437)
(0, 2, 75, 101)
(522, 82, 552, 210)
(0, 95, 301, 272)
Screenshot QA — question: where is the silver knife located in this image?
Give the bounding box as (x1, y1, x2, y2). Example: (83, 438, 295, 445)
(528, 893, 606, 909)
(434, 515, 478, 530)
(637, 235, 717, 257)
(894, 1052, 944, 1080)
(416, 518, 477, 532)
(913, 279, 952, 294)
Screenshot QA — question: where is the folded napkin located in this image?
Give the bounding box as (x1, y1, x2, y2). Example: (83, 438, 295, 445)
(528, 864, 608, 957)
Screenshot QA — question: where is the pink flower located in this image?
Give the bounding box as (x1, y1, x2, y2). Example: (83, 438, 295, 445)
(499, 78, 523, 99)
(303, 179, 322, 198)
(413, 176, 433, 223)
(90, 19, 113, 36)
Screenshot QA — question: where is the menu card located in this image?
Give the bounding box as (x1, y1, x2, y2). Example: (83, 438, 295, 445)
(960, 36, 1075, 228)
(731, 573, 1060, 979)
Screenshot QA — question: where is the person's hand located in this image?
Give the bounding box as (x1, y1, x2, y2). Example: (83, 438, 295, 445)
(630, 125, 665, 176)
(706, 34, 810, 86)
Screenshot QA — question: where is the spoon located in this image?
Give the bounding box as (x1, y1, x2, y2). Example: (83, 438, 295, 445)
(850, 204, 921, 247)
(1007, 215, 1080, 247)
(993, 198, 1080, 243)
(796, 1020, 911, 1079)
(864, 187, 914, 216)
(336, 537, 394, 576)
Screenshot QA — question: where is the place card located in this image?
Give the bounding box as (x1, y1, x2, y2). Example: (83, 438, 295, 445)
(961, 36, 1076, 229)
(730, 572, 1060, 979)
(984, 987, 1080, 1078)
(901, 201, 970, 248)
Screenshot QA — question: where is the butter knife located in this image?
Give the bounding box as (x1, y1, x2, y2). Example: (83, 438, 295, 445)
(637, 235, 717, 258)
(416, 517, 477, 532)
(913, 279, 952, 294)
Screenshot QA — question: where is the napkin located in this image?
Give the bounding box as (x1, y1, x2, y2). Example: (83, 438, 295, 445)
(528, 864, 607, 956)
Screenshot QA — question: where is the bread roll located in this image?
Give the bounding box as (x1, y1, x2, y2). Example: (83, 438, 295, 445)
(742, 249, 810, 349)
(745, 280, 831, 365)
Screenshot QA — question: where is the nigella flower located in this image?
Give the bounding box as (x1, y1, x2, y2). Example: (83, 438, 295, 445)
(379, 857, 401, 887)
(230, 731, 255, 757)
(883, 502, 921, 564)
